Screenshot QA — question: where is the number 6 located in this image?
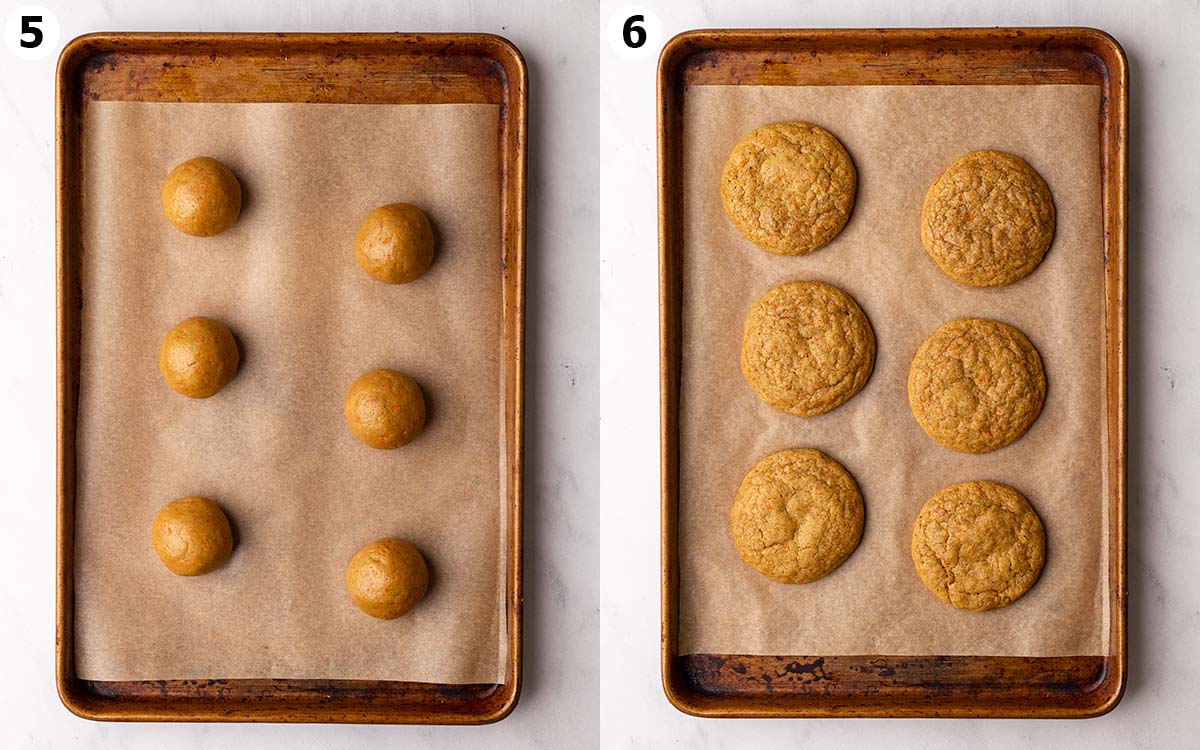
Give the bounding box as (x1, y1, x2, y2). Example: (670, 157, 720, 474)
(622, 15, 646, 49)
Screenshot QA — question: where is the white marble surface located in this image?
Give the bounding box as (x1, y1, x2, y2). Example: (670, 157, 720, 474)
(600, 0, 1200, 748)
(0, 0, 597, 747)
(3, 0, 1199, 747)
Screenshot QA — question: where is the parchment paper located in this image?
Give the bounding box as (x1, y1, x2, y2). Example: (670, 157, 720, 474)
(75, 101, 507, 683)
(679, 85, 1107, 657)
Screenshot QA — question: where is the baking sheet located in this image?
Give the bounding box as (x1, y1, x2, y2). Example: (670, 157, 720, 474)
(678, 84, 1106, 657)
(74, 100, 506, 683)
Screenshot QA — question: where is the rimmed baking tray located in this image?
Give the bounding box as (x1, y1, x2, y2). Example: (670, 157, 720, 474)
(659, 27, 1126, 718)
(56, 32, 525, 724)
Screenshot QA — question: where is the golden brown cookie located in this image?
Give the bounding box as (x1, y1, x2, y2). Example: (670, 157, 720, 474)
(720, 122, 857, 255)
(741, 281, 875, 417)
(921, 150, 1055, 287)
(730, 449, 864, 584)
(344, 369, 426, 449)
(158, 316, 240, 399)
(911, 480, 1046, 611)
(152, 496, 234, 576)
(161, 157, 242, 237)
(354, 203, 435, 284)
(345, 538, 430, 619)
(908, 318, 1045, 453)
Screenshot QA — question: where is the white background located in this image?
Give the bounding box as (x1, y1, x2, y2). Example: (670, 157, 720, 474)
(2, 0, 1198, 747)
(0, 0, 599, 748)
(599, 0, 1200, 748)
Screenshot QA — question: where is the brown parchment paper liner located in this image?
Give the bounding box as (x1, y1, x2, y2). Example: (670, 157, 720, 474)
(75, 101, 506, 683)
(679, 85, 1107, 657)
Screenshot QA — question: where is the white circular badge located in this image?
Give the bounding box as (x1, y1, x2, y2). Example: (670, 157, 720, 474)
(5, 6, 60, 61)
(606, 5, 662, 61)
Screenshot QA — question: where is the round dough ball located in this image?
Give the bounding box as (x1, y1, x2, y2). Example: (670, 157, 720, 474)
(731, 448, 865, 584)
(720, 122, 857, 255)
(908, 318, 1045, 453)
(152, 496, 234, 576)
(344, 369, 426, 449)
(354, 203, 435, 284)
(741, 280, 876, 417)
(161, 157, 242, 237)
(911, 480, 1046, 611)
(345, 538, 430, 619)
(921, 150, 1055, 287)
(158, 316, 240, 398)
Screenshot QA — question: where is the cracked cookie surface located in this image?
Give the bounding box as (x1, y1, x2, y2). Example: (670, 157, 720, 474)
(721, 122, 857, 255)
(741, 280, 875, 417)
(908, 317, 1045, 453)
(921, 150, 1055, 287)
(730, 449, 865, 584)
(911, 480, 1046, 611)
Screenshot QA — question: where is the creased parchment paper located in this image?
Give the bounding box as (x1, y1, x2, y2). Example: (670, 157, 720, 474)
(75, 101, 506, 683)
(679, 85, 1107, 657)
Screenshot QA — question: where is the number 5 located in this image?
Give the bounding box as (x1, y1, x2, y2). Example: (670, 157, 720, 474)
(20, 15, 43, 49)
(622, 15, 646, 49)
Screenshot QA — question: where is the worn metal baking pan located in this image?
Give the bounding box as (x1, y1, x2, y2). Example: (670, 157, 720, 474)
(659, 27, 1126, 718)
(57, 32, 525, 724)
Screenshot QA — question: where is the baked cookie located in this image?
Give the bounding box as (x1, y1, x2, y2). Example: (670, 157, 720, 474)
(908, 318, 1045, 453)
(354, 203, 435, 284)
(152, 496, 234, 576)
(911, 480, 1046, 611)
(741, 281, 875, 417)
(345, 538, 430, 619)
(161, 157, 242, 237)
(731, 449, 864, 584)
(344, 369, 426, 449)
(921, 150, 1055, 287)
(158, 316, 240, 398)
(721, 122, 857, 255)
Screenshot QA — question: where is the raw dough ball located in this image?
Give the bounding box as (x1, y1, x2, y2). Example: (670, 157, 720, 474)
(345, 538, 430, 619)
(911, 480, 1046, 611)
(161, 157, 242, 237)
(730, 448, 865, 584)
(344, 369, 426, 449)
(158, 316, 240, 398)
(741, 280, 876, 417)
(152, 496, 234, 576)
(921, 150, 1055, 287)
(720, 122, 857, 255)
(908, 317, 1045, 453)
(354, 203, 435, 284)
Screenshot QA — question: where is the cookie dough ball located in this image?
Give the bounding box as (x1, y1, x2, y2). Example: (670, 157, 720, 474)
(152, 496, 234, 576)
(741, 281, 875, 417)
(908, 318, 1045, 453)
(731, 449, 864, 584)
(161, 157, 242, 237)
(344, 369, 426, 449)
(922, 150, 1055, 287)
(158, 316, 240, 398)
(354, 203, 435, 284)
(345, 538, 430, 619)
(912, 481, 1046, 611)
(721, 122, 857, 255)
